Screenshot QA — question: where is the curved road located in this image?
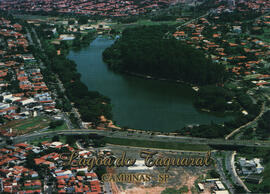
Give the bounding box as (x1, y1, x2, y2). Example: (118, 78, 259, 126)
(225, 102, 265, 140)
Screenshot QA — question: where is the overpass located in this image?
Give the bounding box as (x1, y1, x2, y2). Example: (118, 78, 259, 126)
(8, 129, 270, 148)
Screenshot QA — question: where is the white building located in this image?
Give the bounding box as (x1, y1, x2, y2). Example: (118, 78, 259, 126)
(215, 181, 225, 190)
(214, 191, 229, 194)
(55, 170, 73, 177)
(59, 34, 75, 41)
(198, 183, 204, 192)
(20, 98, 36, 106)
(0, 103, 10, 110)
(239, 157, 264, 175)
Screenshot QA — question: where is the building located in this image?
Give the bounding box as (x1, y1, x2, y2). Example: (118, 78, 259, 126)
(59, 34, 75, 41)
(198, 183, 204, 192)
(246, 174, 263, 184)
(233, 26, 242, 33)
(239, 157, 264, 175)
(214, 190, 230, 194)
(215, 181, 226, 190)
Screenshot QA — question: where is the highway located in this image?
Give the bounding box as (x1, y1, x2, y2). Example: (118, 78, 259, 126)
(9, 129, 270, 148)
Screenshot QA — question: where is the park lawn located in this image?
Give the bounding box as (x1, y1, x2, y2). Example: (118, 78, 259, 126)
(103, 137, 211, 151)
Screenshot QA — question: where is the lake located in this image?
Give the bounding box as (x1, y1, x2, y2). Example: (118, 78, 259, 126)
(68, 37, 232, 132)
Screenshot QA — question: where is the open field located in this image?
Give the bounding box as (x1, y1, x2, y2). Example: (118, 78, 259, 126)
(47, 123, 69, 132)
(13, 14, 60, 21)
(1, 116, 51, 135)
(110, 19, 182, 31)
(103, 137, 211, 151)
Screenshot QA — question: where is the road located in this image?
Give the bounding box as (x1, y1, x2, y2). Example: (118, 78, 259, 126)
(214, 154, 234, 194)
(25, 28, 34, 45)
(8, 129, 270, 148)
(55, 74, 83, 129)
(227, 151, 251, 193)
(103, 182, 112, 194)
(31, 27, 44, 52)
(176, 11, 209, 31)
(225, 102, 265, 140)
(27, 26, 81, 129)
(163, 11, 210, 39)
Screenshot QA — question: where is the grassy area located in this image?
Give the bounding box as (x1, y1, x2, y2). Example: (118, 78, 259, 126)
(251, 27, 270, 43)
(243, 160, 270, 192)
(161, 186, 189, 194)
(237, 148, 270, 193)
(13, 14, 64, 21)
(47, 122, 69, 132)
(16, 117, 49, 130)
(111, 19, 181, 31)
(103, 137, 211, 151)
(29, 135, 66, 146)
(1, 116, 51, 133)
(135, 19, 179, 26)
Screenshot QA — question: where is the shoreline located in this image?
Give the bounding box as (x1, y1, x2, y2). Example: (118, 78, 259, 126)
(121, 70, 195, 87)
(68, 36, 232, 134)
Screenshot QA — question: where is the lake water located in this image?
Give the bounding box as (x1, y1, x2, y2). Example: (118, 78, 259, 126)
(68, 37, 232, 132)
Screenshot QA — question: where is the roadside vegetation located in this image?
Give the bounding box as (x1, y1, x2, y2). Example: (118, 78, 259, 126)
(236, 147, 270, 193)
(28, 23, 113, 125)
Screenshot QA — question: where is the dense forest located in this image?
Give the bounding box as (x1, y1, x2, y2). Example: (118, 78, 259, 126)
(257, 110, 270, 140)
(194, 85, 236, 112)
(103, 25, 226, 85)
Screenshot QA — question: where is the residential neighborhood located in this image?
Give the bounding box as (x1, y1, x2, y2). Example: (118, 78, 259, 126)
(0, 17, 59, 122)
(0, 0, 270, 193)
(0, 140, 104, 193)
(0, 0, 180, 17)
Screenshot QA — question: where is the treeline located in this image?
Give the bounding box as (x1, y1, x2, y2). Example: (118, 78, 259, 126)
(177, 99, 260, 139)
(194, 85, 236, 112)
(210, 8, 262, 23)
(178, 84, 261, 138)
(257, 110, 270, 140)
(150, 15, 177, 21)
(103, 25, 226, 85)
(194, 85, 260, 114)
(36, 30, 112, 124)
